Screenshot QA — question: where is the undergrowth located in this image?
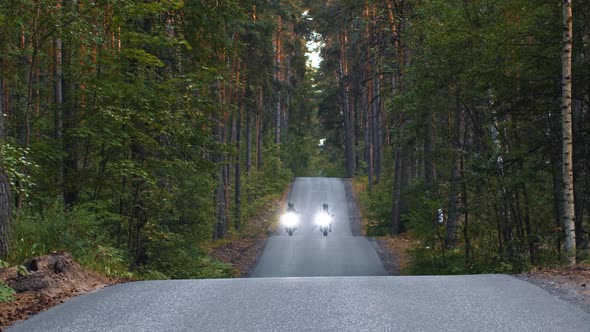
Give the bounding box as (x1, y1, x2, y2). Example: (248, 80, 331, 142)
(352, 176, 586, 275)
(6, 163, 290, 281)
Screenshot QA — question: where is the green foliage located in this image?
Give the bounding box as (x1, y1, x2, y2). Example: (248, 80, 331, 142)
(0, 0, 315, 280)
(356, 176, 394, 236)
(78, 245, 131, 279)
(0, 142, 38, 195)
(282, 134, 316, 177)
(16, 264, 29, 277)
(314, 146, 345, 178)
(407, 246, 529, 275)
(382, 0, 583, 273)
(0, 260, 17, 302)
(10, 201, 130, 277)
(11, 240, 45, 262)
(258, 141, 294, 194)
(142, 228, 235, 279)
(404, 193, 443, 242)
(0, 280, 15, 303)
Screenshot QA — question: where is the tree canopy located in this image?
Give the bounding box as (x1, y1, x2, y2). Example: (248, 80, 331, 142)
(1, 0, 589, 278)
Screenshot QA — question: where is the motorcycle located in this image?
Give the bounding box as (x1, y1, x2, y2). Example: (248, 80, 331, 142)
(315, 211, 332, 236)
(280, 211, 299, 236)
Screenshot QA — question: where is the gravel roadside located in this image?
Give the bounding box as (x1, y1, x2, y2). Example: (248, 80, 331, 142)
(517, 268, 590, 315)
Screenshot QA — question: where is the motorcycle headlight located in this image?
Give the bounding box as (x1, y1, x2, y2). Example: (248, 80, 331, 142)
(315, 212, 331, 227)
(280, 212, 299, 227)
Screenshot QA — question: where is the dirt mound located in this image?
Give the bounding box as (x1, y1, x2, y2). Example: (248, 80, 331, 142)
(0, 252, 119, 330)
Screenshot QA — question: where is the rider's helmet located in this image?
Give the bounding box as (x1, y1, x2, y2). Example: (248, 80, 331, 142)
(322, 203, 328, 211)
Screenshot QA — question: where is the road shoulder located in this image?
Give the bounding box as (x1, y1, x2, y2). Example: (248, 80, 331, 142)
(517, 266, 590, 315)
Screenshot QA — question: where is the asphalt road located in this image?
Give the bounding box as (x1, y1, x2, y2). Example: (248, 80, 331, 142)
(8, 275, 590, 331)
(7, 177, 590, 331)
(251, 177, 387, 277)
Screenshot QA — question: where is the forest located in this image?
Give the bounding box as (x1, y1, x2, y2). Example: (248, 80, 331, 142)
(312, 0, 589, 274)
(0, 0, 588, 286)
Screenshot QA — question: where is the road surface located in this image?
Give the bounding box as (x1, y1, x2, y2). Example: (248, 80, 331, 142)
(7, 177, 590, 331)
(251, 177, 387, 277)
(8, 275, 590, 331)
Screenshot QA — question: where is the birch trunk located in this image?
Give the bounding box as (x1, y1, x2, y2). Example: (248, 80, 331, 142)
(561, 0, 576, 266)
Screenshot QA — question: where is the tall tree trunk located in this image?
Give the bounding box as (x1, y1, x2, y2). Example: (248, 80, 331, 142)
(213, 118, 229, 239)
(424, 112, 436, 187)
(561, 0, 576, 266)
(373, 72, 383, 183)
(367, 59, 374, 193)
(256, 87, 264, 169)
(245, 86, 253, 174)
(234, 86, 243, 230)
(275, 92, 281, 146)
(274, 15, 282, 146)
(445, 159, 461, 249)
(53, 32, 65, 201)
(54, 36, 63, 138)
(361, 72, 369, 187)
(389, 0, 409, 235)
(338, 31, 355, 177)
(462, 177, 470, 265)
(522, 181, 536, 264)
(0, 74, 13, 257)
(214, 171, 228, 239)
(391, 146, 403, 234)
(552, 141, 564, 258)
(445, 92, 464, 248)
(284, 55, 291, 138)
(62, 0, 80, 207)
(0, 163, 12, 258)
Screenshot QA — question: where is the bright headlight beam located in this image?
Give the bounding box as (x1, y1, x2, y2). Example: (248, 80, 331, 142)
(314, 212, 331, 227)
(281, 212, 299, 227)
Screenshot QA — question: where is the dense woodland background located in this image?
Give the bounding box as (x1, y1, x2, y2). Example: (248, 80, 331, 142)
(0, 0, 588, 284)
(313, 0, 588, 273)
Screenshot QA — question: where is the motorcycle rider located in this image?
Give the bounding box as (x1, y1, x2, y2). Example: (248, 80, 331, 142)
(287, 202, 295, 212)
(322, 203, 333, 232)
(283, 202, 298, 235)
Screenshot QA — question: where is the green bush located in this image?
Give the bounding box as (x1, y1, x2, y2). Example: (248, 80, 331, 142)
(77, 245, 132, 278)
(0, 280, 15, 303)
(10, 200, 129, 277)
(138, 269, 170, 280)
(355, 176, 394, 236)
(0, 260, 15, 303)
(142, 227, 235, 279)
